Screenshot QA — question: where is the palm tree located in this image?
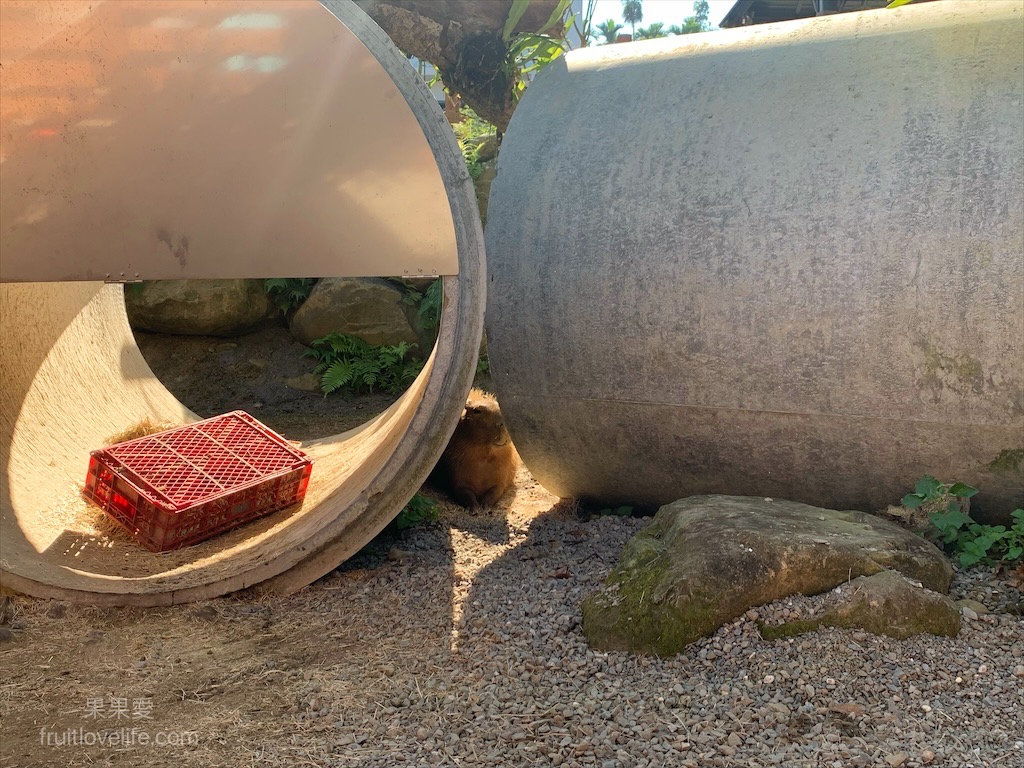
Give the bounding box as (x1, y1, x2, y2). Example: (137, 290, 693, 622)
(668, 18, 702, 35)
(621, 0, 643, 38)
(591, 18, 624, 45)
(668, 1, 711, 35)
(635, 22, 667, 40)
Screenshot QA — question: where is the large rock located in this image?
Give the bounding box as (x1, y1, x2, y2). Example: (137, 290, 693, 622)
(289, 277, 420, 348)
(125, 279, 275, 336)
(759, 570, 961, 640)
(581, 495, 954, 656)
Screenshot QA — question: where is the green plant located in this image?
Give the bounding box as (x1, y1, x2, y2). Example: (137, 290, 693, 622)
(901, 475, 978, 511)
(265, 278, 316, 313)
(929, 507, 1024, 568)
(904, 476, 1024, 567)
(597, 505, 634, 517)
(304, 332, 422, 396)
(501, 0, 572, 103)
(621, 0, 643, 37)
(476, 354, 490, 376)
(592, 19, 625, 44)
(453, 107, 496, 180)
(417, 279, 443, 336)
(392, 493, 440, 531)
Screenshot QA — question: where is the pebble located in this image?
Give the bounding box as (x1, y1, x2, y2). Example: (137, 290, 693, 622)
(9, 506, 1023, 768)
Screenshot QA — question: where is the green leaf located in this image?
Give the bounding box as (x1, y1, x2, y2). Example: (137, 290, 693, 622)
(537, 0, 572, 35)
(902, 493, 924, 509)
(948, 482, 979, 499)
(321, 360, 354, 395)
(886, 0, 915, 7)
(959, 550, 983, 568)
(502, 0, 533, 41)
(914, 475, 942, 498)
(929, 508, 970, 543)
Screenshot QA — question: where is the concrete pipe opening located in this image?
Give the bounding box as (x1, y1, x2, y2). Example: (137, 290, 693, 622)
(486, 1, 1024, 521)
(0, 1, 484, 604)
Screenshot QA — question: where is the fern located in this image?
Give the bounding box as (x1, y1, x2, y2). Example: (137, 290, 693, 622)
(304, 332, 423, 396)
(418, 280, 443, 335)
(264, 278, 316, 312)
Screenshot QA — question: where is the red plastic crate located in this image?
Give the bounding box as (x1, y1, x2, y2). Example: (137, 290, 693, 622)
(83, 411, 312, 552)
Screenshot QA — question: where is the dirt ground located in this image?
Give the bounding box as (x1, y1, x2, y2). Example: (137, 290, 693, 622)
(0, 326, 534, 768)
(131, 324, 416, 439)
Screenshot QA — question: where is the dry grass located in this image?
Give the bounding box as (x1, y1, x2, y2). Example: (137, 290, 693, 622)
(104, 418, 181, 445)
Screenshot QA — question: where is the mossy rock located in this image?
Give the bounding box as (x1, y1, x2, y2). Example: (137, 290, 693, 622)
(581, 495, 953, 657)
(759, 570, 960, 640)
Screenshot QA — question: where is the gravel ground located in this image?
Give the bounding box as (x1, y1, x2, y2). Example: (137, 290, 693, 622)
(3, 330, 1021, 767)
(308, 509, 1024, 768)
(3, 491, 1022, 768)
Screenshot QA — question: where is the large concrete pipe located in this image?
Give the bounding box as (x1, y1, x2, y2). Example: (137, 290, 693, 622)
(486, 1, 1023, 520)
(0, 1, 484, 603)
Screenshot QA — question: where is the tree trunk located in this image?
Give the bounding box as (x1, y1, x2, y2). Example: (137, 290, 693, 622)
(352, 0, 563, 131)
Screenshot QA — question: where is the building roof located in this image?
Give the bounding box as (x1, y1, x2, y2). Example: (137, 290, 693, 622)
(720, 0, 898, 28)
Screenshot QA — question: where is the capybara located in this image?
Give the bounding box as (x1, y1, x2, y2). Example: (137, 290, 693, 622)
(438, 388, 517, 509)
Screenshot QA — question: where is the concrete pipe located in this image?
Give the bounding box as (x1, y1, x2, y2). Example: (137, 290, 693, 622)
(0, 1, 484, 603)
(486, 1, 1023, 520)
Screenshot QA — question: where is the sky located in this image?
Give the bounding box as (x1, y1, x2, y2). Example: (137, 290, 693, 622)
(589, 0, 737, 31)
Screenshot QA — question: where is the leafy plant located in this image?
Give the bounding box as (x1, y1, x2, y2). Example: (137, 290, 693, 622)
(453, 107, 497, 180)
(392, 493, 440, 531)
(903, 475, 1024, 568)
(476, 354, 490, 376)
(597, 505, 634, 517)
(901, 475, 978, 511)
(265, 278, 316, 313)
(635, 22, 667, 39)
(501, 0, 572, 102)
(929, 507, 1024, 568)
(417, 280, 443, 336)
(592, 18, 625, 44)
(304, 332, 422, 396)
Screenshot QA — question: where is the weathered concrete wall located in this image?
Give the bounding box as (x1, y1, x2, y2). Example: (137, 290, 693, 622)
(485, 1, 1024, 519)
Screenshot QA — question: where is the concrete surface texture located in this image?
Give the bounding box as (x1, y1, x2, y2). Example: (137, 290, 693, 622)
(485, 0, 1024, 519)
(0, 1, 486, 604)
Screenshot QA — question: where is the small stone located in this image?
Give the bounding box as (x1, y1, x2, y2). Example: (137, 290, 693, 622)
(727, 732, 743, 747)
(1012, 665, 1024, 678)
(920, 750, 936, 764)
(961, 606, 979, 621)
(956, 598, 990, 615)
(885, 753, 908, 767)
(719, 745, 737, 757)
(0, 627, 13, 643)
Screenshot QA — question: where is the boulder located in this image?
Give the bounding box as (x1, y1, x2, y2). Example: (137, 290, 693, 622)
(581, 495, 954, 656)
(759, 571, 961, 640)
(125, 279, 275, 336)
(288, 277, 420, 348)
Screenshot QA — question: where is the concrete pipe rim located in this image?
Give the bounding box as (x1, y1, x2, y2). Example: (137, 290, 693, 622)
(0, 1, 486, 605)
